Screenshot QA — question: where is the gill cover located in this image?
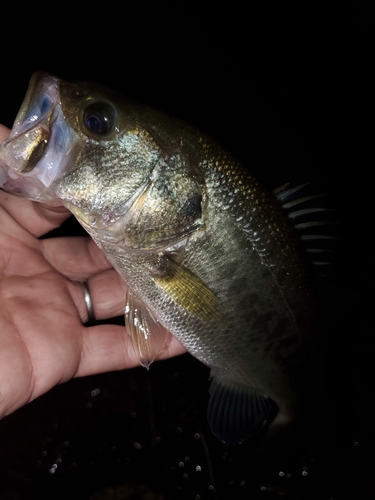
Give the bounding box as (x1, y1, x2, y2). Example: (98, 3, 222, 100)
(119, 154, 206, 250)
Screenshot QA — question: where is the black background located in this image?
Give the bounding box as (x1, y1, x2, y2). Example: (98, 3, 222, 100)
(1, 3, 375, 499)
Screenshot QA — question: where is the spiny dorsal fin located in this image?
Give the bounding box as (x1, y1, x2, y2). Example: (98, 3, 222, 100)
(274, 182, 338, 275)
(274, 182, 311, 201)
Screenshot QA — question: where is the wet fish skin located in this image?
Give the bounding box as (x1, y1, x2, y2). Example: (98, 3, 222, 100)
(0, 72, 315, 444)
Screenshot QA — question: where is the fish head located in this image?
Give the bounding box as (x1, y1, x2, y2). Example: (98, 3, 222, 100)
(0, 72, 205, 249)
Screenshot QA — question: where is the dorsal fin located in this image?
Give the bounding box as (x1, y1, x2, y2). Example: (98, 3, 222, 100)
(274, 182, 339, 275)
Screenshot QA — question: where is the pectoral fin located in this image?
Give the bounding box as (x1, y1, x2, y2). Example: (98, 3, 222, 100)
(208, 375, 276, 445)
(152, 258, 222, 323)
(125, 288, 171, 369)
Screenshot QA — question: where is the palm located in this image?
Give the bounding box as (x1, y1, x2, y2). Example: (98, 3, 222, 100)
(0, 125, 185, 418)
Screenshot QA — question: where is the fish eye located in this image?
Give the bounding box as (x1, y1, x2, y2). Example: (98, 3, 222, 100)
(83, 101, 116, 137)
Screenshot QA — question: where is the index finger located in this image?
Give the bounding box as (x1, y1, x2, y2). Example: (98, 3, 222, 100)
(0, 124, 72, 236)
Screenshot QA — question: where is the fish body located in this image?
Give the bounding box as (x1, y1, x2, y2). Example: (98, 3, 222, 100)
(0, 72, 315, 444)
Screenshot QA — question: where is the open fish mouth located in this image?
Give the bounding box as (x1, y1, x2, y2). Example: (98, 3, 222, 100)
(0, 72, 77, 204)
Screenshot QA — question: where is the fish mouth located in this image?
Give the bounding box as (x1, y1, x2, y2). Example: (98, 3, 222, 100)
(0, 71, 77, 203)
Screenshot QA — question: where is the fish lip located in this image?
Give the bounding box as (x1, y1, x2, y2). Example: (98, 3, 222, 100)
(9, 71, 60, 139)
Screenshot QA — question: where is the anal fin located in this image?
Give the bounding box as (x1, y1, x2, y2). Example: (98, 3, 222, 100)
(208, 375, 276, 445)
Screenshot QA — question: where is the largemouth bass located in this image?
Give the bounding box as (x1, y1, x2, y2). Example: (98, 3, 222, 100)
(0, 72, 316, 444)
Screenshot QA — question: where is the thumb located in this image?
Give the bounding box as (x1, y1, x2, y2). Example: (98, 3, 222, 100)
(35, 203, 72, 227)
(0, 124, 9, 143)
(1, 123, 72, 234)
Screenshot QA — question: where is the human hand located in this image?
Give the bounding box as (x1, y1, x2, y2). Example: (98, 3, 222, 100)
(0, 124, 186, 418)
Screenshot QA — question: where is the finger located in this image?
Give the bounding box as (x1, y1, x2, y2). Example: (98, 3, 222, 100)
(0, 124, 9, 142)
(0, 190, 71, 238)
(71, 270, 127, 322)
(36, 202, 72, 228)
(41, 236, 113, 281)
(75, 323, 187, 377)
(44, 237, 126, 321)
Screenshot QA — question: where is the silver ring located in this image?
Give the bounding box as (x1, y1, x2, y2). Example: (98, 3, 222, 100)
(82, 280, 95, 324)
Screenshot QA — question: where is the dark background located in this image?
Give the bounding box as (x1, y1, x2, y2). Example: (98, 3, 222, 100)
(1, 3, 375, 499)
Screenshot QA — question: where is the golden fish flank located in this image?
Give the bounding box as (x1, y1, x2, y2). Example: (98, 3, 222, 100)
(0, 72, 315, 444)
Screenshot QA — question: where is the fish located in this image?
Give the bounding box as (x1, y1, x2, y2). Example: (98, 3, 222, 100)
(0, 71, 317, 445)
